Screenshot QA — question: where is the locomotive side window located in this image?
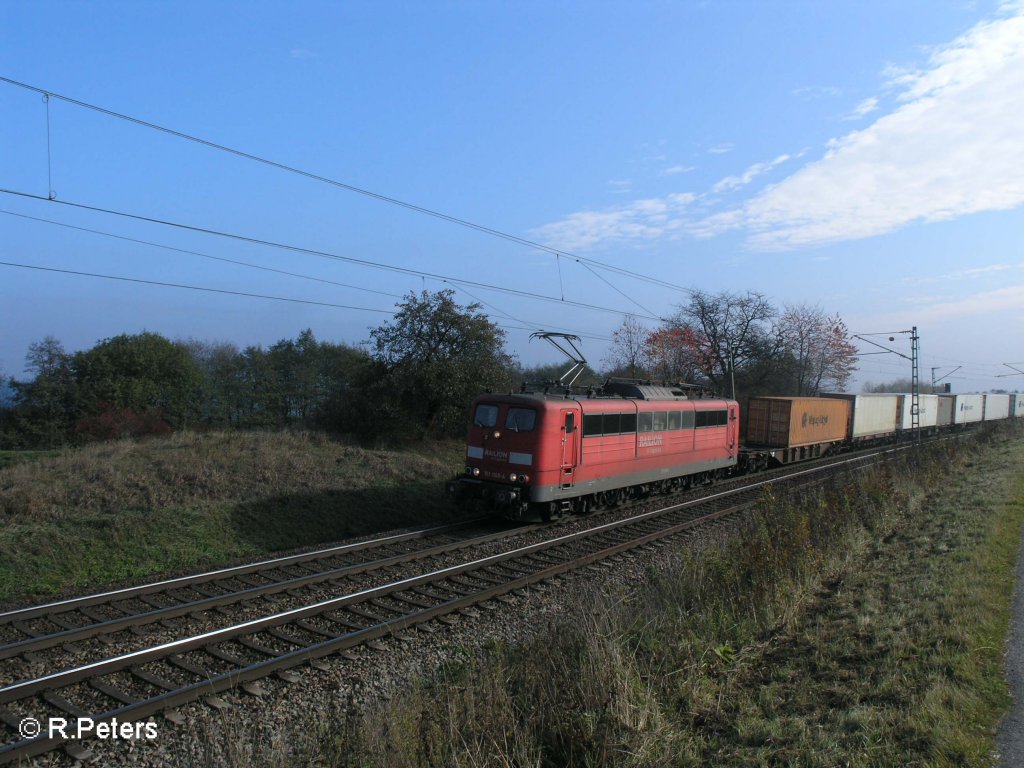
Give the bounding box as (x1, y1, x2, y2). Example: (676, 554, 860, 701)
(638, 412, 653, 432)
(652, 411, 668, 431)
(668, 410, 681, 430)
(681, 410, 695, 429)
(474, 404, 498, 428)
(582, 411, 637, 437)
(695, 410, 728, 428)
(506, 407, 536, 432)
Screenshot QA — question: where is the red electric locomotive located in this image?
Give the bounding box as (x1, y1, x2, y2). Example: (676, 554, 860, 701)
(448, 379, 739, 520)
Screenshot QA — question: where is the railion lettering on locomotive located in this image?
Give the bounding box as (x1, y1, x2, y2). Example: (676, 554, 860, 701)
(484, 448, 509, 461)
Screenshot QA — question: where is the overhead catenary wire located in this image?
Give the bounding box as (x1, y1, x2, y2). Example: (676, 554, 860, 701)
(0, 76, 695, 299)
(0, 260, 616, 343)
(0, 260, 397, 313)
(2, 209, 615, 343)
(0, 188, 667, 323)
(0, 209, 404, 300)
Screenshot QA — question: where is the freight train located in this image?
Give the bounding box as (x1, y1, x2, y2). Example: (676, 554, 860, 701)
(447, 382, 1023, 521)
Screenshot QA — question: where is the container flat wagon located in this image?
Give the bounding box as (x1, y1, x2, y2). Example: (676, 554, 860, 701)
(949, 393, 985, 425)
(937, 395, 955, 427)
(896, 393, 939, 431)
(823, 393, 900, 441)
(983, 393, 1011, 421)
(1013, 394, 1024, 418)
(745, 396, 850, 464)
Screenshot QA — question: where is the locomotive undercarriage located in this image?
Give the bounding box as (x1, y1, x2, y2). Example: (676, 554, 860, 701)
(449, 468, 728, 523)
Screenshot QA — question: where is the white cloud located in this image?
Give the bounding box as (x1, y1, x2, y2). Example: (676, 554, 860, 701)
(732, 5, 1024, 250)
(792, 85, 842, 100)
(530, 194, 696, 251)
(711, 154, 792, 194)
(844, 96, 879, 120)
(530, 5, 1024, 254)
(290, 48, 317, 59)
(903, 284, 1024, 323)
(661, 164, 695, 176)
(607, 179, 633, 193)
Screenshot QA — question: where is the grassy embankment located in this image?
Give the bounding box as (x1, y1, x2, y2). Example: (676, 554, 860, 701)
(0, 431, 466, 606)
(253, 425, 1022, 767)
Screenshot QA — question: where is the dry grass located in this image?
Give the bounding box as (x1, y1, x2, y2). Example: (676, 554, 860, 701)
(235, 425, 1024, 768)
(0, 431, 468, 605)
(0, 430, 459, 520)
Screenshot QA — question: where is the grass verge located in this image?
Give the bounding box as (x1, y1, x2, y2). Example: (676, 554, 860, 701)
(256, 425, 1024, 767)
(0, 431, 467, 606)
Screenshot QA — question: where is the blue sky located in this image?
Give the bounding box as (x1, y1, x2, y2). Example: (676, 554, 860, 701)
(2, 1, 1022, 392)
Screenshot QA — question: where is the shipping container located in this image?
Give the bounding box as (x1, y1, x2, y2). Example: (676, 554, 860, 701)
(892, 393, 939, 430)
(1013, 394, 1024, 418)
(822, 393, 900, 439)
(937, 395, 955, 426)
(952, 394, 984, 424)
(745, 396, 849, 448)
(983, 393, 1011, 421)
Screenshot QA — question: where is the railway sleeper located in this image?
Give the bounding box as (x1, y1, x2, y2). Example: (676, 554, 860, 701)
(265, 626, 308, 647)
(41, 690, 89, 718)
(128, 666, 178, 692)
(203, 644, 248, 668)
(88, 679, 135, 705)
(168, 653, 211, 679)
(236, 636, 283, 658)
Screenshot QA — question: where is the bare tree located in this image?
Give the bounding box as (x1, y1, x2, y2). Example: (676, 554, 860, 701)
(672, 290, 778, 397)
(778, 304, 858, 394)
(604, 316, 650, 378)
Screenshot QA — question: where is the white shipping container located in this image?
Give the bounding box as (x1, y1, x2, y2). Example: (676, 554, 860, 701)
(953, 394, 984, 424)
(823, 394, 900, 439)
(937, 395, 955, 426)
(1014, 394, 1024, 418)
(983, 393, 1011, 421)
(897, 394, 938, 430)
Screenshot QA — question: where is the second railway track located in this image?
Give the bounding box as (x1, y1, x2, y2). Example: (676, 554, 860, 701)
(0, 443, 910, 764)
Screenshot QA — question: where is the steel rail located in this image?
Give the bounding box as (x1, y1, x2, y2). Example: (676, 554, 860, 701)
(0, 518, 489, 625)
(0, 443, 924, 764)
(0, 442, 901, 658)
(0, 523, 538, 660)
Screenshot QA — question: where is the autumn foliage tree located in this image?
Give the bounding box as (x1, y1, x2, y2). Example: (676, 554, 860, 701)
(777, 304, 858, 394)
(642, 326, 709, 383)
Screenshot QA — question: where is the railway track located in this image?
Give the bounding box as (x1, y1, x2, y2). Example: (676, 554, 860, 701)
(0, 444, 909, 764)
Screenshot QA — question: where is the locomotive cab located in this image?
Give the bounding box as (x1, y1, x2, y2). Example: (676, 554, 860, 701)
(447, 393, 579, 520)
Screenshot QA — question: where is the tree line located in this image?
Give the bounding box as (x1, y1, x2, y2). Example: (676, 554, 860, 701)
(604, 289, 858, 399)
(0, 288, 859, 449)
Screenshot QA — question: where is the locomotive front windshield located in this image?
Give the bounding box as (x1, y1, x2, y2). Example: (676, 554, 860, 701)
(474, 404, 499, 427)
(505, 407, 536, 432)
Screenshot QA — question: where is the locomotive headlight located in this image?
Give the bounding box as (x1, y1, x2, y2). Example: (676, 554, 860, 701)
(518, 474, 530, 484)
(472, 467, 481, 477)
(509, 472, 518, 482)
(493, 430, 501, 439)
